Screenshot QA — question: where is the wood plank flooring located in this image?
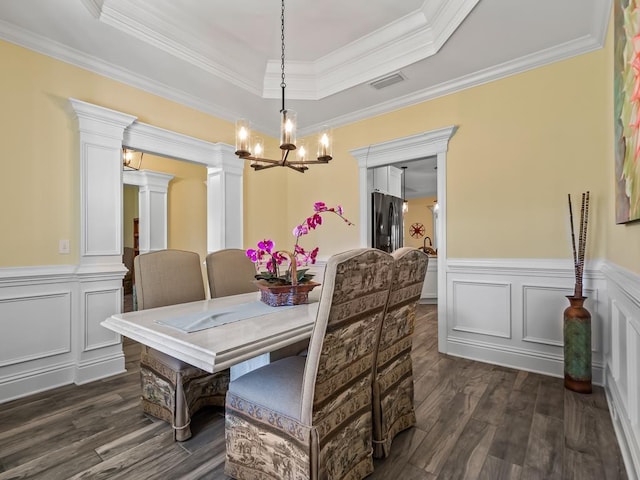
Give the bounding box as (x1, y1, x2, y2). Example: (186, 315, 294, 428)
(0, 305, 628, 479)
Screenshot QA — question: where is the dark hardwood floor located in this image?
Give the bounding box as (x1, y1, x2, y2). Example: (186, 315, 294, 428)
(0, 305, 627, 479)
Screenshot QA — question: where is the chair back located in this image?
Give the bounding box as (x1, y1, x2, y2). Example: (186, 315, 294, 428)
(300, 248, 393, 474)
(134, 249, 205, 310)
(371, 247, 428, 457)
(375, 247, 429, 369)
(205, 248, 257, 298)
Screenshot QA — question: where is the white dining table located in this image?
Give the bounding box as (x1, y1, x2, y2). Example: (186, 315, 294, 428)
(101, 291, 319, 374)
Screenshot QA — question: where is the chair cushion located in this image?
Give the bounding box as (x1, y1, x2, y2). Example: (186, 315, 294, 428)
(228, 355, 305, 420)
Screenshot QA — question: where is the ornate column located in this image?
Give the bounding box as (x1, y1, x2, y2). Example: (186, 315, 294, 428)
(69, 98, 136, 383)
(207, 143, 244, 252)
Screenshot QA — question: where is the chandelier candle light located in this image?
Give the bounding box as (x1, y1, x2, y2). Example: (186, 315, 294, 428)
(564, 191, 592, 394)
(234, 0, 333, 173)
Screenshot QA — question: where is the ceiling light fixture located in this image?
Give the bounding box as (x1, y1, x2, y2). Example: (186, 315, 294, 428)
(402, 166, 409, 213)
(234, 0, 333, 173)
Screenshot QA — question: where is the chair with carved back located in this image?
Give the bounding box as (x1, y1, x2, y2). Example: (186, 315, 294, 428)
(224, 248, 394, 479)
(371, 247, 429, 458)
(134, 249, 230, 441)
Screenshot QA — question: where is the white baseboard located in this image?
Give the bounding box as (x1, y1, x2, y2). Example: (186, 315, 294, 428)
(606, 365, 640, 480)
(0, 361, 76, 404)
(75, 352, 126, 385)
(447, 335, 604, 385)
(0, 265, 126, 403)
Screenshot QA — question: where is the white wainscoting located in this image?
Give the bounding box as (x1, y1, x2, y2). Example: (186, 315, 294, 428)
(444, 257, 639, 478)
(445, 258, 607, 384)
(601, 262, 640, 480)
(0, 265, 125, 403)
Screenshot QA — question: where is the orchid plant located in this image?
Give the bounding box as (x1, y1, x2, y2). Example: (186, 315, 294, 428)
(246, 202, 354, 285)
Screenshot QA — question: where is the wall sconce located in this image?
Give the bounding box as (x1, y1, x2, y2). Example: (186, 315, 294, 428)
(123, 148, 144, 170)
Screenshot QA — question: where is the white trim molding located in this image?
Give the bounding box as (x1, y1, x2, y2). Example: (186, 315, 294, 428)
(124, 169, 174, 254)
(601, 261, 640, 480)
(445, 258, 607, 384)
(351, 125, 456, 352)
(0, 99, 246, 404)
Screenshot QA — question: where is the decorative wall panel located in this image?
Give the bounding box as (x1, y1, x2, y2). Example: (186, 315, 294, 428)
(83, 289, 121, 351)
(451, 280, 511, 338)
(0, 292, 71, 366)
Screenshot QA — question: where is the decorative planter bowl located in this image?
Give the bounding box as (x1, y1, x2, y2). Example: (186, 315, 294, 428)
(254, 280, 320, 307)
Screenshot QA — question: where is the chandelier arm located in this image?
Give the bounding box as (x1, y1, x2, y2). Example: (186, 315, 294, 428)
(280, 148, 290, 166)
(251, 163, 280, 171)
(286, 159, 330, 165)
(286, 164, 308, 173)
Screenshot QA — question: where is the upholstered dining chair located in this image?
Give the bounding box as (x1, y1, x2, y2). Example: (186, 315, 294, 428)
(205, 248, 257, 298)
(224, 248, 394, 480)
(134, 249, 230, 441)
(371, 247, 429, 458)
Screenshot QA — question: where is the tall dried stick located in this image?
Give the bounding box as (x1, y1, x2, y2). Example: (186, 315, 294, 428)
(568, 194, 578, 273)
(578, 192, 590, 297)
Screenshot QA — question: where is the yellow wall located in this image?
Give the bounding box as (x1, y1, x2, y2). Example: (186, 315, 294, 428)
(0, 39, 286, 267)
(403, 196, 437, 250)
(123, 185, 138, 249)
(285, 21, 640, 272)
(134, 154, 208, 257)
(2, 17, 640, 275)
(306, 48, 611, 263)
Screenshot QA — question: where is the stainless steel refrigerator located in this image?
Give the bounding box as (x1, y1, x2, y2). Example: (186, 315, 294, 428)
(371, 191, 404, 253)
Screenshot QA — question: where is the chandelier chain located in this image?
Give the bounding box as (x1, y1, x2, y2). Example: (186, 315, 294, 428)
(280, 0, 286, 90)
(234, 0, 333, 172)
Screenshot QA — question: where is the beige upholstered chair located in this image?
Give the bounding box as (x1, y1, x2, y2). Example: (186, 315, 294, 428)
(134, 249, 230, 441)
(205, 248, 257, 298)
(371, 247, 429, 458)
(224, 248, 394, 480)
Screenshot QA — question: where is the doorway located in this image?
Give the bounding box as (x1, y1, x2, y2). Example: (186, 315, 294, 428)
(350, 126, 457, 353)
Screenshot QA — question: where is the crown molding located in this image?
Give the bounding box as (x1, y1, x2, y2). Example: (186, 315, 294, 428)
(263, 0, 480, 100)
(0, 18, 241, 126)
(300, 30, 606, 135)
(90, 0, 262, 96)
(0, 0, 609, 138)
(86, 0, 479, 101)
(80, 0, 104, 19)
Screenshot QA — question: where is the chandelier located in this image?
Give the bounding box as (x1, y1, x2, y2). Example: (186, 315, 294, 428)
(234, 0, 333, 173)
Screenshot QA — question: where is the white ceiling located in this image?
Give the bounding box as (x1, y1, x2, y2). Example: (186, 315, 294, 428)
(0, 0, 610, 196)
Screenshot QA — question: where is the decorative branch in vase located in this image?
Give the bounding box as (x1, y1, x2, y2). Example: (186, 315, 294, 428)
(564, 190, 592, 393)
(567, 191, 590, 298)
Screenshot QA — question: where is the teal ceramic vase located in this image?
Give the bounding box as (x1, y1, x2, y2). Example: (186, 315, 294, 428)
(563, 296, 592, 393)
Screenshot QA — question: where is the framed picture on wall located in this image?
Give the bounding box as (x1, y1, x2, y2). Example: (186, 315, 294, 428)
(614, 0, 640, 223)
